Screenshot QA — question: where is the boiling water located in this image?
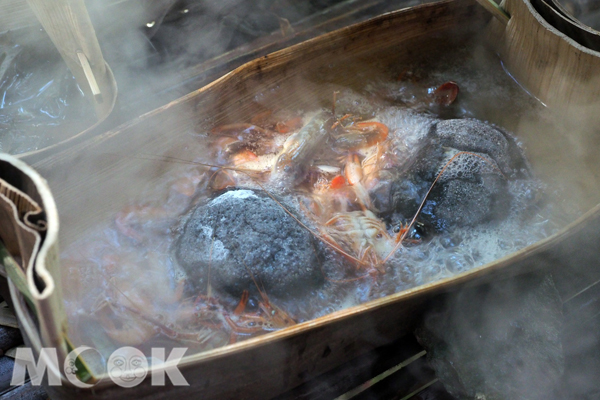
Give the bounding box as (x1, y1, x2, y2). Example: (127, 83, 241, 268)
(60, 40, 572, 362)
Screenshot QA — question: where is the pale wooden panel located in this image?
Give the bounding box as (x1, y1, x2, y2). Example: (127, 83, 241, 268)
(489, 0, 600, 110)
(0, 0, 38, 31)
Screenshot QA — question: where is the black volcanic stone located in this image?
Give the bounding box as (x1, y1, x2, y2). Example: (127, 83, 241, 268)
(388, 118, 533, 231)
(175, 189, 323, 298)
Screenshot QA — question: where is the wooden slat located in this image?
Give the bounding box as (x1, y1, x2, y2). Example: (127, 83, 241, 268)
(25, 0, 116, 119)
(273, 335, 424, 400)
(352, 358, 436, 400)
(0, 0, 38, 31)
(401, 381, 454, 400)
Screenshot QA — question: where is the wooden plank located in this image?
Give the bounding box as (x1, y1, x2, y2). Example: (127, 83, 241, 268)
(0, 0, 38, 31)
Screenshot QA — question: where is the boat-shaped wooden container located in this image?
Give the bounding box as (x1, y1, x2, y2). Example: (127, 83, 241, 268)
(23, 0, 600, 398)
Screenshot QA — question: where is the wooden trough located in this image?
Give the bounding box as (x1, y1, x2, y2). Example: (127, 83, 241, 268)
(5, 0, 600, 398)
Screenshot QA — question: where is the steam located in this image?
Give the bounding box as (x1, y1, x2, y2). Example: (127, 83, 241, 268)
(82, 0, 397, 112)
(417, 274, 565, 400)
(413, 24, 600, 400)
(11, 1, 600, 396)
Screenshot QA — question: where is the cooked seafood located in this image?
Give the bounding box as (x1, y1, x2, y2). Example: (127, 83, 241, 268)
(61, 58, 558, 355)
(273, 110, 334, 183)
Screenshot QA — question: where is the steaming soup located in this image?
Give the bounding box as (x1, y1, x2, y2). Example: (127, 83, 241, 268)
(60, 38, 571, 359)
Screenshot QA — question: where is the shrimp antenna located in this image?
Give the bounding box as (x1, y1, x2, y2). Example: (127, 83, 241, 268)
(136, 154, 268, 175)
(311, 243, 371, 284)
(382, 151, 505, 264)
(137, 153, 369, 267)
(332, 90, 339, 116)
(207, 236, 214, 298)
(240, 259, 269, 300)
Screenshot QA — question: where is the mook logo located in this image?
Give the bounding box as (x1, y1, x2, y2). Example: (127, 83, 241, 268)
(107, 347, 149, 388)
(10, 346, 189, 388)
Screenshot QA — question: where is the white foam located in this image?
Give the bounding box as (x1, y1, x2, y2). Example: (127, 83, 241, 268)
(377, 107, 436, 149)
(393, 213, 554, 288)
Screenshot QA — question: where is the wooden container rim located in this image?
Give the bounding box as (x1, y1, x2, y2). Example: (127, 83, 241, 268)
(509, 0, 600, 58)
(15, 62, 118, 160)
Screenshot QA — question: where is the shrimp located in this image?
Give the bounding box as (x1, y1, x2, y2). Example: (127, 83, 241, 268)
(305, 151, 503, 275)
(226, 262, 296, 341)
(322, 210, 396, 271)
(343, 153, 372, 209)
(273, 110, 334, 183)
(95, 297, 226, 346)
(250, 109, 304, 134)
(92, 252, 190, 345)
(332, 121, 389, 151)
(226, 289, 296, 340)
(93, 300, 157, 346)
(210, 123, 279, 169)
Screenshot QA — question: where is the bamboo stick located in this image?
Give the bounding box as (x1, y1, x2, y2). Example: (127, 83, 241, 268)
(25, 0, 116, 117)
